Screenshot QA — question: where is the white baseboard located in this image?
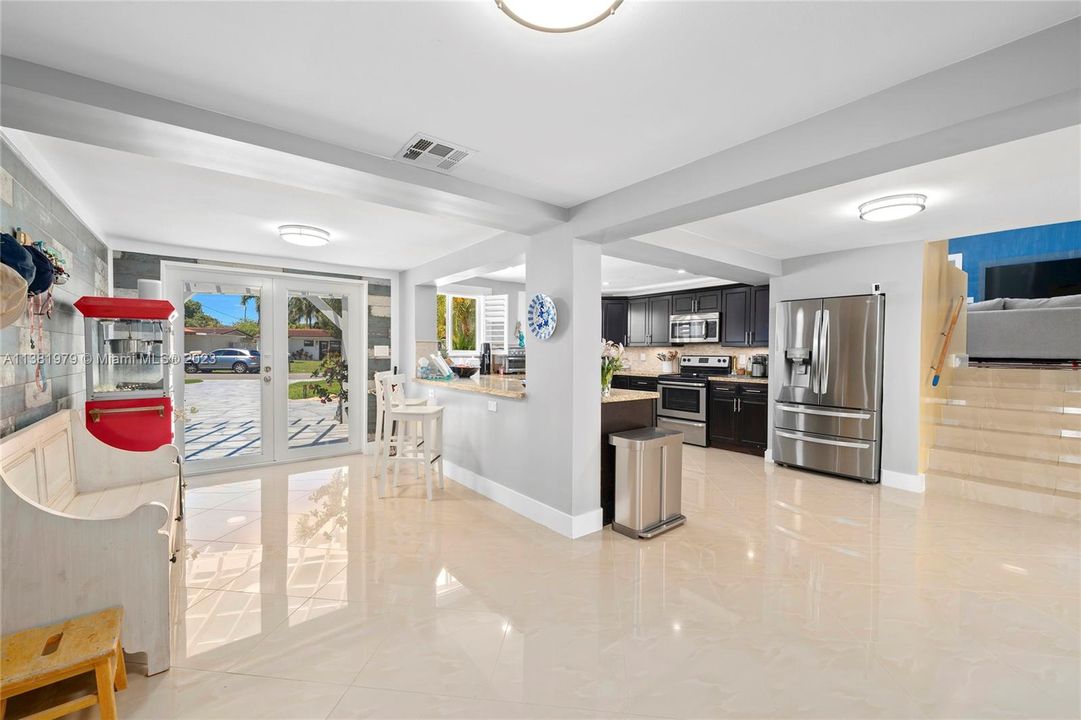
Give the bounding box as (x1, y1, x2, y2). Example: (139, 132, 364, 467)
(442, 461, 603, 539)
(881, 470, 926, 493)
(763, 448, 774, 464)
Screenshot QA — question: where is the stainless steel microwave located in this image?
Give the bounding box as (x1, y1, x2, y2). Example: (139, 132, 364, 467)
(669, 313, 720, 344)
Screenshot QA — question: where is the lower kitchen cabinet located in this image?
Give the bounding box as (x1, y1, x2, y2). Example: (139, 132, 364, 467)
(612, 375, 658, 392)
(709, 382, 768, 455)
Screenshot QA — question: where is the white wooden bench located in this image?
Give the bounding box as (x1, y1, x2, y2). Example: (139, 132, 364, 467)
(0, 410, 183, 676)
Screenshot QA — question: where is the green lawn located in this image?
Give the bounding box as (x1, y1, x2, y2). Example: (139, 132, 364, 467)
(184, 378, 203, 384)
(289, 359, 321, 374)
(288, 380, 341, 400)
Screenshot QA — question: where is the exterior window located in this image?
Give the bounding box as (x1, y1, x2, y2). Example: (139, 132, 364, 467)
(437, 294, 479, 354)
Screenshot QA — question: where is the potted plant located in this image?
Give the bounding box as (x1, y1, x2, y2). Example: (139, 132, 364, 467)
(601, 339, 625, 398)
(656, 350, 679, 374)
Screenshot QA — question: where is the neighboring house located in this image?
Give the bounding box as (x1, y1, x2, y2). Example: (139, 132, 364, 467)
(184, 327, 258, 352)
(288, 328, 341, 360)
(185, 326, 340, 359)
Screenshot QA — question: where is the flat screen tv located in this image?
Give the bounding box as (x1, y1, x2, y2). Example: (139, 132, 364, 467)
(985, 257, 1081, 300)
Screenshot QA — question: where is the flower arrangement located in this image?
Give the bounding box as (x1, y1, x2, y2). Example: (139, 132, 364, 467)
(601, 339, 626, 397)
(657, 349, 679, 373)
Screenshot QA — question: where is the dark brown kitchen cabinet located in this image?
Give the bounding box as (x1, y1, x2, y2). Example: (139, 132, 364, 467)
(721, 287, 750, 345)
(611, 375, 631, 390)
(709, 385, 739, 444)
(627, 297, 650, 345)
(750, 285, 770, 347)
(709, 382, 768, 455)
(647, 296, 671, 345)
(602, 298, 629, 345)
(721, 285, 770, 347)
(626, 376, 658, 391)
(671, 290, 721, 315)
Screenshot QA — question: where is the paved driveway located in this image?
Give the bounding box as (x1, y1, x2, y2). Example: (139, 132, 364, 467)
(181, 378, 348, 461)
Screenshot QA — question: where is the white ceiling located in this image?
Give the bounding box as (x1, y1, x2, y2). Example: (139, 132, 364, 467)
(2, 1, 1077, 207)
(2, 130, 502, 270)
(479, 256, 731, 295)
(637, 126, 1081, 261)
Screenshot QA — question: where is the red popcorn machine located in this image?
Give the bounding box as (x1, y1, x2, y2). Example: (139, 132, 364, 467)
(75, 296, 176, 451)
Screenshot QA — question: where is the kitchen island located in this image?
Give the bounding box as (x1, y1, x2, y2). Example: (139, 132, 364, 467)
(601, 388, 658, 525)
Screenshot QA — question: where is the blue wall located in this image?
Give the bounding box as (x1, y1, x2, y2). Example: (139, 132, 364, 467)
(949, 221, 1081, 301)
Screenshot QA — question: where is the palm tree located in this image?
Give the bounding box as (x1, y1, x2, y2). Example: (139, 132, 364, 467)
(240, 294, 260, 321)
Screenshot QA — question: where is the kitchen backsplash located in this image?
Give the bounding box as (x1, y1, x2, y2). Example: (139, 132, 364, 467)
(621, 344, 769, 374)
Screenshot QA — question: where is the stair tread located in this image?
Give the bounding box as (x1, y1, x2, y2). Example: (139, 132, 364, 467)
(928, 445, 1076, 468)
(926, 469, 1079, 500)
(929, 421, 1079, 441)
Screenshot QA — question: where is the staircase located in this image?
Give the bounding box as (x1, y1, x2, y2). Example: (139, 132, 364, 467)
(925, 366, 1080, 519)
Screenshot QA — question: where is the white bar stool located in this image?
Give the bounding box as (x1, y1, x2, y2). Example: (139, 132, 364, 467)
(379, 374, 445, 500)
(373, 370, 427, 460)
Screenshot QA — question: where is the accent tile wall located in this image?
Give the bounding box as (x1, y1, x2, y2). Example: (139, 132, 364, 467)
(620, 343, 769, 375)
(0, 139, 110, 437)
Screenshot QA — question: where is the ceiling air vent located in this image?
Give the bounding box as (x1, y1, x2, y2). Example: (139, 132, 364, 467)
(395, 133, 474, 174)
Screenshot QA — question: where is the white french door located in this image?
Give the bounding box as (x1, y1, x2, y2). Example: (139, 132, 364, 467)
(163, 264, 366, 474)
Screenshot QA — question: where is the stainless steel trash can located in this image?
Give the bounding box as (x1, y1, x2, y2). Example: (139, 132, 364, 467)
(609, 427, 685, 539)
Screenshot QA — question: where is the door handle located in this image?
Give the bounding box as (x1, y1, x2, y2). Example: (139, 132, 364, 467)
(776, 430, 870, 450)
(820, 309, 831, 394)
(262, 375, 272, 384)
(811, 310, 822, 393)
(776, 403, 870, 419)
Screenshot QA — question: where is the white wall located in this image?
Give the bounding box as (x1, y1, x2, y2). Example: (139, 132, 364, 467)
(398, 230, 602, 536)
(768, 240, 924, 481)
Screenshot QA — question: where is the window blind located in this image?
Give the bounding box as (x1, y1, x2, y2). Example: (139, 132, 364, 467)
(482, 295, 508, 353)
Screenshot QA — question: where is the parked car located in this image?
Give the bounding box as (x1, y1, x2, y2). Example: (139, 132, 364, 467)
(185, 348, 261, 374)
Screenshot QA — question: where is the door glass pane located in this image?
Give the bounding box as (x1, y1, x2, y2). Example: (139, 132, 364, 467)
(181, 284, 264, 461)
(287, 290, 349, 450)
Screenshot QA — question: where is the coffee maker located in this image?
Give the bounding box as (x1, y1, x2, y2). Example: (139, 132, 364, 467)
(480, 342, 492, 375)
(751, 354, 769, 378)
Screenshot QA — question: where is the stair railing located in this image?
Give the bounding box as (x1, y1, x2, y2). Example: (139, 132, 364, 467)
(931, 296, 965, 387)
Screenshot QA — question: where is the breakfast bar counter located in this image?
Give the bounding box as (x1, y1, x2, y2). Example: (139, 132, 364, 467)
(413, 374, 526, 400)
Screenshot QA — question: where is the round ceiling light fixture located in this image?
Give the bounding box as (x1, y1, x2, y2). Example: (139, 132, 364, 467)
(858, 194, 927, 222)
(495, 0, 623, 33)
(279, 224, 330, 247)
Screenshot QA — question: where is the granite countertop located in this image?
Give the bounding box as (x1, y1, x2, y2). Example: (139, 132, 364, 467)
(613, 370, 663, 377)
(602, 389, 659, 404)
(413, 374, 526, 400)
(709, 376, 769, 385)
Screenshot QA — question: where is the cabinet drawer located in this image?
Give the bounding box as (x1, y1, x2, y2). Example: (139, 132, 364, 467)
(628, 377, 658, 391)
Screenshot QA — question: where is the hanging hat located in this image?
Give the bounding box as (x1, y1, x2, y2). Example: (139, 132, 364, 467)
(25, 244, 54, 296)
(1, 232, 35, 286)
(1, 263, 28, 328)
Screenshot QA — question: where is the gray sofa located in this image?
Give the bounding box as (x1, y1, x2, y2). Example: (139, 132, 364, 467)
(967, 295, 1081, 361)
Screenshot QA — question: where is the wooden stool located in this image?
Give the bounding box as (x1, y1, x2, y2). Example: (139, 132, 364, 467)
(1, 607, 127, 720)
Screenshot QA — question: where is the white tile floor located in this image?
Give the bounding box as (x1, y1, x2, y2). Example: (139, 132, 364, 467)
(8, 448, 1080, 719)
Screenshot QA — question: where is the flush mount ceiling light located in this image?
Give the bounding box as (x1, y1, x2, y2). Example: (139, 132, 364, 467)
(496, 0, 623, 33)
(858, 194, 927, 222)
(278, 224, 330, 247)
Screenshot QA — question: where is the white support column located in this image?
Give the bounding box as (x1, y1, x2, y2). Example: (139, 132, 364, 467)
(526, 227, 603, 536)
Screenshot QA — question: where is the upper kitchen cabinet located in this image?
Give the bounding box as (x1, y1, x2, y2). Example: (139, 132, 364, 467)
(602, 298, 629, 345)
(722, 285, 770, 347)
(672, 289, 722, 315)
(750, 285, 770, 347)
(627, 297, 650, 345)
(721, 286, 750, 345)
(647, 296, 671, 345)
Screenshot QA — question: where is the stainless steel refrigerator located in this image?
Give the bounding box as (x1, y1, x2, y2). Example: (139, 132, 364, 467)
(773, 294, 884, 483)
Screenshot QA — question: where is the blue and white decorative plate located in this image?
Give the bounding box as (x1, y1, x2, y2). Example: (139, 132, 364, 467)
(527, 293, 557, 340)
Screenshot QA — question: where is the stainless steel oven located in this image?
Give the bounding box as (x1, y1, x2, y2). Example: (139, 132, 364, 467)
(669, 312, 720, 344)
(657, 379, 707, 422)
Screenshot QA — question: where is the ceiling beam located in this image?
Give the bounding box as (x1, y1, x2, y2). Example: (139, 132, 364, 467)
(0, 56, 567, 236)
(402, 232, 528, 287)
(603, 237, 779, 285)
(569, 18, 1081, 244)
